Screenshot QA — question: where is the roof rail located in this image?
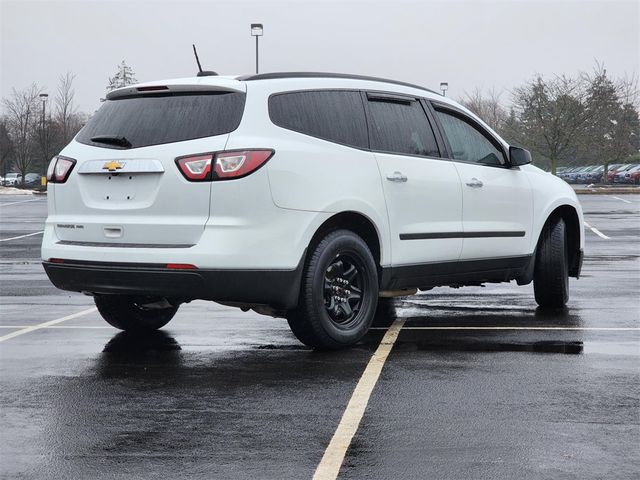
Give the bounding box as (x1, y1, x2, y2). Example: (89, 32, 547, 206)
(237, 72, 438, 95)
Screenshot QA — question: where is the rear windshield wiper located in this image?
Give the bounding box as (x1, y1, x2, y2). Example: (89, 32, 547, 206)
(90, 135, 132, 148)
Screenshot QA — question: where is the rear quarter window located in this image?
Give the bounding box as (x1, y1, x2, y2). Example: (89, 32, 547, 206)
(268, 90, 368, 149)
(76, 92, 246, 149)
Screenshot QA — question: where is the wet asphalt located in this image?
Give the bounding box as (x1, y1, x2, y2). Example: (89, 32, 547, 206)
(0, 194, 638, 479)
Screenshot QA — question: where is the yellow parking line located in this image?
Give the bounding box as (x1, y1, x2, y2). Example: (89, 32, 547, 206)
(313, 318, 405, 480)
(0, 307, 97, 342)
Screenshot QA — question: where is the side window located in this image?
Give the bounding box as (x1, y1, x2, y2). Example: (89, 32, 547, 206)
(367, 97, 440, 157)
(435, 110, 505, 166)
(268, 90, 368, 149)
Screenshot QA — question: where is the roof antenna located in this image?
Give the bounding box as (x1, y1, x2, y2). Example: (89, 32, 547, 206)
(192, 44, 218, 77)
(192, 44, 203, 73)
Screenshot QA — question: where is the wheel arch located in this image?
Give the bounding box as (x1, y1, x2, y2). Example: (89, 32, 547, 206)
(539, 204, 582, 278)
(305, 211, 383, 278)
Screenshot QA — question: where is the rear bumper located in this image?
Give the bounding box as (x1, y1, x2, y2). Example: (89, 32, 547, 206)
(43, 259, 304, 309)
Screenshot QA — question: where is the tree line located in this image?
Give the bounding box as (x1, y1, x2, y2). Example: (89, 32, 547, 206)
(460, 64, 639, 178)
(1, 62, 638, 185)
(0, 73, 88, 182)
(0, 62, 138, 184)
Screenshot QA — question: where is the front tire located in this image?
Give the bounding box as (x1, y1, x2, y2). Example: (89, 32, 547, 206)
(95, 295, 178, 332)
(533, 218, 569, 308)
(287, 230, 378, 350)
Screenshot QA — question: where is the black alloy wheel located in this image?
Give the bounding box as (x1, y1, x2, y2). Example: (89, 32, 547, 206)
(287, 229, 378, 349)
(323, 254, 366, 329)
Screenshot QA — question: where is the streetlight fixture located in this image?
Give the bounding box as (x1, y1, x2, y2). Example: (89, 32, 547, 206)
(39, 93, 49, 188)
(440, 82, 448, 97)
(251, 23, 263, 74)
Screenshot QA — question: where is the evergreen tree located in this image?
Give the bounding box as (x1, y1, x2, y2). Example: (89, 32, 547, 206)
(583, 68, 639, 182)
(106, 61, 138, 93)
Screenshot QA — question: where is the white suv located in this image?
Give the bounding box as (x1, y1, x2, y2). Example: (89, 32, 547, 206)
(42, 72, 584, 349)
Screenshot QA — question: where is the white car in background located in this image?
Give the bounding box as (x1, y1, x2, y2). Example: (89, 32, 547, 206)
(41, 72, 585, 349)
(3, 173, 22, 186)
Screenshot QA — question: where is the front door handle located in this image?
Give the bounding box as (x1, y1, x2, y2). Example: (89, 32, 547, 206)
(386, 171, 408, 183)
(465, 177, 483, 188)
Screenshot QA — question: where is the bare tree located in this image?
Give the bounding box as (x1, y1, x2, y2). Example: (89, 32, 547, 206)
(2, 84, 42, 183)
(0, 118, 14, 177)
(459, 87, 507, 132)
(55, 72, 78, 145)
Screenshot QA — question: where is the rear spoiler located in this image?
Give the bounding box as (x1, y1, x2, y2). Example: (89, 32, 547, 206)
(107, 80, 246, 100)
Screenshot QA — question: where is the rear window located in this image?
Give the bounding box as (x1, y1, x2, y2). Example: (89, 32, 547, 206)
(76, 92, 246, 149)
(269, 90, 368, 149)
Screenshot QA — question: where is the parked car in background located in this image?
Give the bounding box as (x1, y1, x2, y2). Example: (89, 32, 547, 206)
(556, 167, 578, 183)
(21, 173, 41, 188)
(564, 166, 590, 184)
(576, 165, 599, 184)
(2, 173, 22, 186)
(605, 164, 624, 179)
(613, 164, 639, 183)
(583, 165, 605, 184)
(619, 165, 640, 184)
(609, 164, 635, 183)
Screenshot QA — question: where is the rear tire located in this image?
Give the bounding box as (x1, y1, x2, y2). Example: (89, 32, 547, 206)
(287, 230, 378, 350)
(533, 218, 569, 308)
(95, 295, 178, 332)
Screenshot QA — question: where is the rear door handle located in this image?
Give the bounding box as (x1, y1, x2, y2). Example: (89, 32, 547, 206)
(465, 177, 483, 188)
(386, 171, 408, 183)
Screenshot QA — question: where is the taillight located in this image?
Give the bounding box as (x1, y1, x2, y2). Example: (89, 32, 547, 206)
(46, 156, 76, 183)
(176, 154, 213, 181)
(175, 150, 274, 182)
(213, 150, 274, 180)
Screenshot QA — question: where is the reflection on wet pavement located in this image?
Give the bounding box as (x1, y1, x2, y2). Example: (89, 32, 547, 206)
(396, 298, 586, 328)
(395, 333, 584, 354)
(103, 330, 182, 353)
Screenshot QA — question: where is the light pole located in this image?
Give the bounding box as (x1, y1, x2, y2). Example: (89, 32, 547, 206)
(440, 82, 448, 97)
(39, 93, 49, 188)
(251, 23, 263, 74)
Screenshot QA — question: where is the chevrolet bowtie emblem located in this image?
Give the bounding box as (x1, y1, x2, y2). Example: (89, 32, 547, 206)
(102, 160, 125, 172)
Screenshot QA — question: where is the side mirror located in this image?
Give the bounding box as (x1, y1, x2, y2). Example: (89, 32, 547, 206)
(509, 146, 532, 166)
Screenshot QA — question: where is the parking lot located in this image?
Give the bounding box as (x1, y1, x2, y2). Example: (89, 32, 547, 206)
(1, 194, 638, 479)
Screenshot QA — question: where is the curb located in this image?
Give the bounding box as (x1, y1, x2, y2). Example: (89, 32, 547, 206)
(574, 187, 640, 194)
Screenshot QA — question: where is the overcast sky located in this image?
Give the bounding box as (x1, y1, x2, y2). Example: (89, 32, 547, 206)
(1, 0, 638, 113)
